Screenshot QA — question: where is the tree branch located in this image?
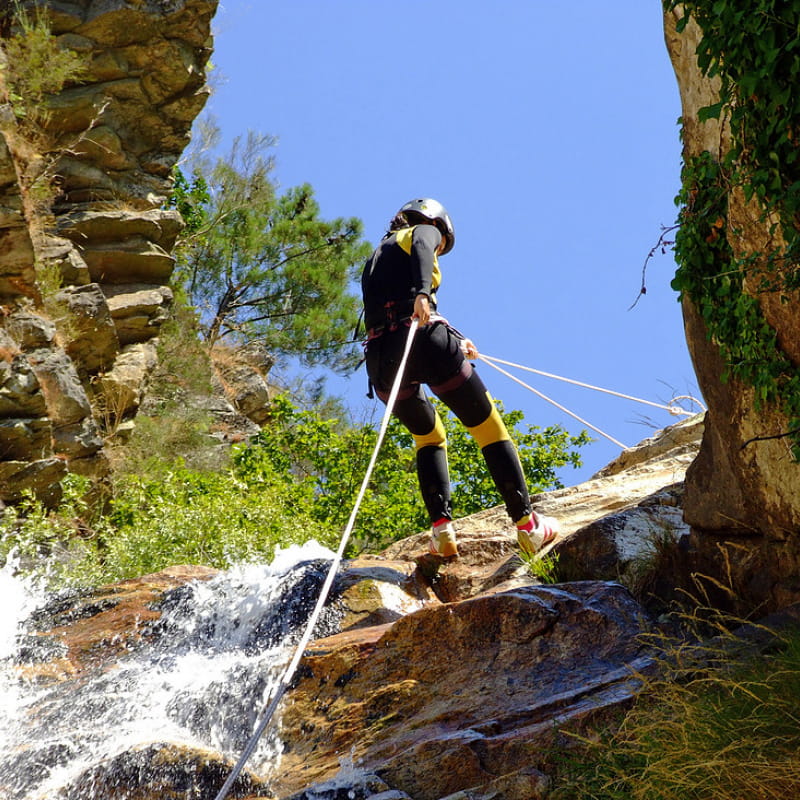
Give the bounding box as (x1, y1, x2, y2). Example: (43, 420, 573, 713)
(740, 427, 800, 449)
(255, 238, 343, 272)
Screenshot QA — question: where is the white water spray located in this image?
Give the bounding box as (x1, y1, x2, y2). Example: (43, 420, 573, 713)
(0, 542, 336, 800)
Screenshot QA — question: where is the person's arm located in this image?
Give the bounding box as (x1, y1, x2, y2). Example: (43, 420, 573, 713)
(409, 225, 442, 298)
(460, 338, 478, 359)
(410, 225, 441, 326)
(413, 292, 431, 325)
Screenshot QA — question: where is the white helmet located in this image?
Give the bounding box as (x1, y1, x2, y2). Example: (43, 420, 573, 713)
(397, 198, 455, 254)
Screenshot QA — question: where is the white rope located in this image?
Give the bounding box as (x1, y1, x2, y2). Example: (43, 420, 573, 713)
(213, 320, 419, 800)
(479, 354, 703, 417)
(477, 355, 628, 449)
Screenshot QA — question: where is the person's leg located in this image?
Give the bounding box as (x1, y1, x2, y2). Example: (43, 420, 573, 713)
(430, 352, 560, 554)
(432, 365, 532, 522)
(365, 330, 456, 555)
(391, 388, 451, 525)
(392, 390, 459, 557)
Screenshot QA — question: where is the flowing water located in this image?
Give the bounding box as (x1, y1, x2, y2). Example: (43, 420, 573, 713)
(0, 542, 341, 800)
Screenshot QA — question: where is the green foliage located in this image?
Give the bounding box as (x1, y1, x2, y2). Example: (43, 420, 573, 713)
(169, 168, 210, 235)
(101, 465, 335, 580)
(233, 395, 588, 552)
(0, 464, 337, 588)
(1, 2, 85, 123)
(0, 476, 106, 588)
(550, 622, 800, 799)
(670, 0, 800, 224)
(171, 132, 371, 372)
(232, 395, 422, 552)
(671, 153, 792, 403)
(520, 550, 560, 583)
(665, 1, 800, 456)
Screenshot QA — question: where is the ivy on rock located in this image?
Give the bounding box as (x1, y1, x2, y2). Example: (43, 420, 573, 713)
(665, 0, 800, 457)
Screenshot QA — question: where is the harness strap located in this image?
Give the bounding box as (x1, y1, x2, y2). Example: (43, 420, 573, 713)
(367, 315, 413, 340)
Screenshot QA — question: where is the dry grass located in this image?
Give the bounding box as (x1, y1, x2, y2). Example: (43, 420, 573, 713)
(550, 615, 800, 799)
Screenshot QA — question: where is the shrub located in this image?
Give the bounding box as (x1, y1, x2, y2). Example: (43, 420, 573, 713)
(2, 2, 84, 120)
(100, 465, 337, 581)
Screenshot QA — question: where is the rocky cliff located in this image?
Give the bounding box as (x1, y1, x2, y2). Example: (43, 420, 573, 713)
(0, 0, 217, 505)
(2, 6, 800, 796)
(663, 8, 800, 615)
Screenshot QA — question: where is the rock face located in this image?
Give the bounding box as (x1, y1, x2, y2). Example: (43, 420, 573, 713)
(0, 0, 217, 504)
(3, 420, 699, 800)
(663, 8, 800, 614)
(278, 582, 651, 800)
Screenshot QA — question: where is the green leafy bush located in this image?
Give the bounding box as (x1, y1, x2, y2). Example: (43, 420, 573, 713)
(231, 395, 421, 553)
(101, 465, 336, 580)
(1, 465, 338, 588)
(0, 476, 106, 588)
(233, 394, 589, 552)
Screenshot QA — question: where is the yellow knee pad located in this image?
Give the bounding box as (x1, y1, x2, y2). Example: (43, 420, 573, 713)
(466, 397, 511, 449)
(412, 411, 447, 450)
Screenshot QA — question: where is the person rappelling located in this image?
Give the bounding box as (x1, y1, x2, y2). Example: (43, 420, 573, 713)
(361, 198, 560, 558)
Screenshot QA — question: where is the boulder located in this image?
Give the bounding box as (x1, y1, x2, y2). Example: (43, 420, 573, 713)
(211, 345, 278, 426)
(0, 127, 18, 187)
(4, 309, 56, 349)
(57, 208, 183, 251)
(276, 581, 652, 800)
(0, 457, 67, 505)
(17, 565, 218, 680)
(214, 361, 273, 426)
(51, 416, 104, 459)
(0, 416, 52, 460)
(79, 238, 176, 284)
(26, 347, 93, 425)
(38, 235, 91, 287)
(56, 743, 270, 800)
(0, 354, 47, 418)
(0, 226, 37, 301)
(0, 124, 36, 302)
(92, 340, 159, 424)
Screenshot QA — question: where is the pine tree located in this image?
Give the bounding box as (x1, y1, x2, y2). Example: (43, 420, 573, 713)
(171, 132, 371, 372)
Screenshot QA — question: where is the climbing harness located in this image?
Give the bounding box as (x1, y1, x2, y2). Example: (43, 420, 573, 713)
(477, 353, 704, 450)
(212, 320, 419, 800)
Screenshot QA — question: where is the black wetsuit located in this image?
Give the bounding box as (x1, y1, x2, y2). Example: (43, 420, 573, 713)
(361, 224, 532, 526)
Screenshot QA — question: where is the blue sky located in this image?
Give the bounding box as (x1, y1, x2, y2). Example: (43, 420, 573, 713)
(201, 1, 703, 485)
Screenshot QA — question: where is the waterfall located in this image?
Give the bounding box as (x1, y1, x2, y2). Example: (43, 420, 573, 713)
(0, 542, 339, 800)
